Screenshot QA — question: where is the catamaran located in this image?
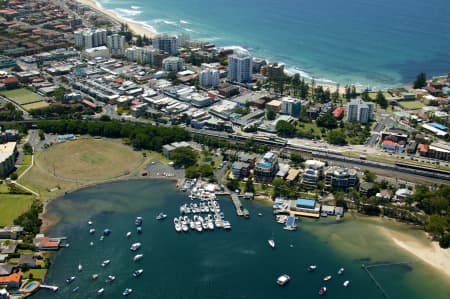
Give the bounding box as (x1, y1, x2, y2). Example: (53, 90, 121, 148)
(122, 288, 133, 296)
(130, 242, 141, 251)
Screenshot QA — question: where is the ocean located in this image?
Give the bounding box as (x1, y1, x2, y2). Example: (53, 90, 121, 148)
(34, 180, 450, 299)
(95, 0, 450, 89)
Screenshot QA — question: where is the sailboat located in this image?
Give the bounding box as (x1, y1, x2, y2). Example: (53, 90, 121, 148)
(268, 239, 275, 248)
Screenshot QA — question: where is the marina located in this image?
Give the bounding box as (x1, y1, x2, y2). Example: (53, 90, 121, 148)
(34, 180, 450, 299)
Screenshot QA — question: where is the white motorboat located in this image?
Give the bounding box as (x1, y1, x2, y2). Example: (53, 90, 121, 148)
(307, 265, 317, 272)
(338, 267, 344, 275)
(268, 239, 275, 248)
(276, 274, 290, 286)
(123, 288, 133, 296)
(133, 254, 143, 262)
(101, 260, 111, 267)
(78, 264, 83, 272)
(97, 288, 105, 296)
(130, 242, 141, 251)
(90, 241, 94, 246)
(174, 218, 182, 232)
(89, 228, 96, 234)
(343, 280, 350, 287)
(105, 275, 115, 283)
(156, 212, 167, 220)
(126, 232, 132, 238)
(88, 220, 93, 225)
(132, 269, 144, 277)
(92, 274, 99, 280)
(66, 276, 76, 284)
(135, 216, 143, 226)
(99, 236, 104, 241)
(323, 275, 332, 281)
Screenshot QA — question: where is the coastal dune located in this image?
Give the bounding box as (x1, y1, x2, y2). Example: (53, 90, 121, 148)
(382, 228, 450, 279)
(75, 0, 156, 38)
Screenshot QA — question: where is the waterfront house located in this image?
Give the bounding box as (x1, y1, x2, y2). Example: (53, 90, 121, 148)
(18, 254, 36, 268)
(321, 205, 336, 215)
(0, 272, 21, 289)
(0, 226, 23, 240)
(33, 235, 60, 251)
(291, 198, 320, 218)
(254, 152, 279, 183)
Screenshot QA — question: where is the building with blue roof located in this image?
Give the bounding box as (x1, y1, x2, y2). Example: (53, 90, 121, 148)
(431, 122, 448, 131)
(290, 198, 320, 218)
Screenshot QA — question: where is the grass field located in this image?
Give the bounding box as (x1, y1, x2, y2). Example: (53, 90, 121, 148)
(0, 88, 44, 105)
(15, 154, 32, 177)
(398, 101, 424, 110)
(20, 138, 146, 201)
(22, 101, 50, 110)
(23, 269, 47, 280)
(0, 194, 34, 226)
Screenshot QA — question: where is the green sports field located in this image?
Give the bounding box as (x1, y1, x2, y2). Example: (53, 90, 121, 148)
(0, 88, 44, 105)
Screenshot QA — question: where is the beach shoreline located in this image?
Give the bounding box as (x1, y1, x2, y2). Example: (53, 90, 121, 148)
(75, 0, 156, 38)
(380, 223, 450, 279)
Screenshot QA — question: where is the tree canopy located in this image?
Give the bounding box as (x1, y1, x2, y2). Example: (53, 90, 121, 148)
(275, 120, 296, 137)
(413, 72, 427, 89)
(316, 113, 338, 129)
(327, 129, 347, 145)
(170, 147, 197, 168)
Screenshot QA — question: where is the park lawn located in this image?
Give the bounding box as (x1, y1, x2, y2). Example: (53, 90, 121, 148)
(0, 88, 44, 105)
(22, 101, 50, 110)
(0, 194, 35, 226)
(143, 150, 169, 164)
(23, 269, 47, 280)
(399, 101, 424, 110)
(19, 138, 145, 201)
(15, 154, 32, 177)
(297, 122, 323, 136)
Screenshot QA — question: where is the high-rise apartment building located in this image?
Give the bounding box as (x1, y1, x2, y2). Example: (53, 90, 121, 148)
(227, 53, 253, 83)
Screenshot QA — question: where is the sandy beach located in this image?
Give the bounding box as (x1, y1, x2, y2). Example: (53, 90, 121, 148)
(381, 227, 450, 279)
(75, 0, 156, 38)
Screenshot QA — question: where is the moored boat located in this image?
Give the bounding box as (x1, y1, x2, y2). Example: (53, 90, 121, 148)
(78, 264, 82, 272)
(136, 226, 142, 234)
(130, 242, 141, 251)
(105, 275, 115, 283)
(268, 239, 275, 248)
(103, 229, 111, 236)
(101, 260, 111, 267)
(66, 276, 76, 284)
(133, 254, 143, 262)
(89, 228, 96, 234)
(72, 286, 79, 293)
(123, 288, 133, 296)
(92, 274, 99, 280)
(337, 267, 344, 275)
(276, 274, 290, 286)
(323, 275, 332, 281)
(319, 287, 327, 295)
(97, 288, 105, 296)
(308, 265, 317, 272)
(343, 280, 350, 287)
(135, 216, 143, 226)
(126, 232, 132, 238)
(156, 212, 167, 220)
(132, 269, 144, 277)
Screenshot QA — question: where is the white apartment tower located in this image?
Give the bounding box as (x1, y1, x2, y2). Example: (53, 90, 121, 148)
(153, 34, 178, 56)
(74, 28, 107, 49)
(199, 68, 220, 87)
(125, 46, 156, 64)
(227, 53, 253, 83)
(106, 33, 126, 56)
(346, 98, 374, 124)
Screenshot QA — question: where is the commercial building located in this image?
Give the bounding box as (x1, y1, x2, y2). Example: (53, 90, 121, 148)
(0, 226, 23, 240)
(324, 166, 358, 189)
(346, 98, 374, 124)
(199, 68, 220, 87)
(382, 140, 405, 153)
(162, 57, 184, 72)
(0, 142, 16, 178)
(162, 141, 191, 158)
(227, 53, 253, 83)
(254, 152, 279, 182)
(106, 33, 126, 56)
(427, 142, 450, 161)
(291, 198, 320, 218)
(280, 96, 301, 117)
(153, 34, 178, 55)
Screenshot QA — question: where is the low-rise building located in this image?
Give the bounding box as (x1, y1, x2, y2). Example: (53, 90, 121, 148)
(291, 198, 320, 218)
(324, 166, 358, 189)
(162, 141, 191, 158)
(231, 161, 250, 178)
(84, 46, 110, 58)
(33, 235, 61, 251)
(0, 226, 23, 240)
(0, 272, 21, 289)
(382, 140, 405, 153)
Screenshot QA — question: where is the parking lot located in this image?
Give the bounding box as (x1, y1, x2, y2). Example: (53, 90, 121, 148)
(144, 161, 184, 178)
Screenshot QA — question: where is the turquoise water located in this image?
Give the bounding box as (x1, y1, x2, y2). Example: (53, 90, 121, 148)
(25, 282, 37, 290)
(96, 0, 450, 89)
(35, 180, 450, 299)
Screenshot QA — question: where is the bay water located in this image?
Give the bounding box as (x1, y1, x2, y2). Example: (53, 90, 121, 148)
(35, 180, 450, 299)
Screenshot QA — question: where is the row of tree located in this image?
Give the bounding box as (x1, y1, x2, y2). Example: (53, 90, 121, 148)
(38, 120, 190, 151)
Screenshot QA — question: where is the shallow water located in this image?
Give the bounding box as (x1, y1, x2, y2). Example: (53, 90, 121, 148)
(35, 180, 450, 299)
